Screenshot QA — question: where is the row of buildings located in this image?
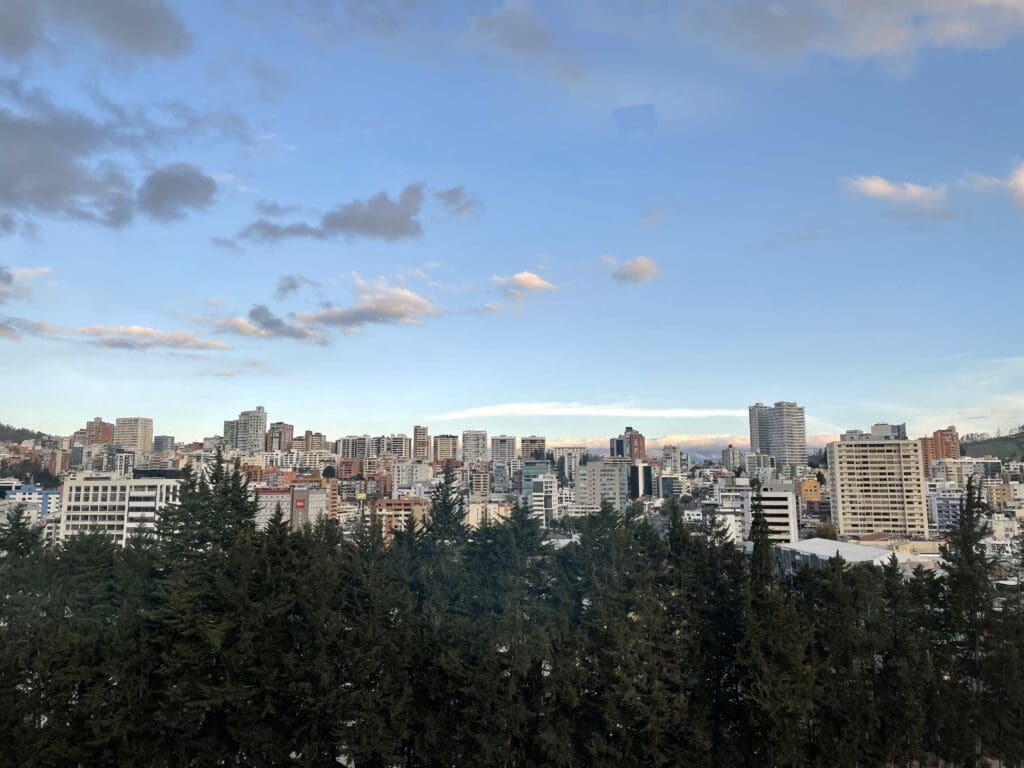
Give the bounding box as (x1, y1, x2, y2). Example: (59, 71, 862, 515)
(2, 404, 1019, 566)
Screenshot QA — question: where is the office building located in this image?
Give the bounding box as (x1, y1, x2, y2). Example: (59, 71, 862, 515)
(528, 473, 558, 525)
(152, 435, 175, 453)
(628, 462, 654, 500)
(749, 401, 806, 473)
(871, 422, 907, 440)
(462, 430, 488, 465)
(827, 431, 928, 538)
(520, 459, 552, 501)
(59, 469, 181, 546)
(413, 425, 430, 461)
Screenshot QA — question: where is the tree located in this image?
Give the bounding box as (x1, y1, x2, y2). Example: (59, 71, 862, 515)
(932, 478, 999, 765)
(739, 488, 811, 767)
(812, 521, 838, 540)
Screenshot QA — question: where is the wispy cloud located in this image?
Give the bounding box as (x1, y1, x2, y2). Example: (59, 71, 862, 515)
(845, 175, 948, 209)
(432, 401, 746, 420)
(0, 317, 229, 350)
(434, 185, 483, 217)
(295, 277, 436, 334)
(468, 0, 583, 79)
(0, 265, 51, 304)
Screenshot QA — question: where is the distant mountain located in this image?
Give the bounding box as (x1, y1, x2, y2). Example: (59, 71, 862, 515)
(0, 422, 48, 443)
(961, 432, 1024, 461)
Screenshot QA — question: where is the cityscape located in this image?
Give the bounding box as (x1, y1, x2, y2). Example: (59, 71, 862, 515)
(2, 403, 1022, 568)
(3, 1, 1024, 765)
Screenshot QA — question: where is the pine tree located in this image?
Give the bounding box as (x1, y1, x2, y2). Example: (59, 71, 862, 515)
(738, 488, 811, 768)
(933, 478, 998, 765)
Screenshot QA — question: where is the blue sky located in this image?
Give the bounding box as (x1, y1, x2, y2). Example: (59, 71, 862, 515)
(2, 1, 1023, 454)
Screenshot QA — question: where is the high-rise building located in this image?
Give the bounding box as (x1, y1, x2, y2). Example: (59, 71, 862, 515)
(528, 473, 558, 525)
(610, 427, 646, 461)
(384, 434, 412, 459)
(521, 435, 546, 460)
(413, 425, 430, 461)
(114, 417, 154, 453)
(236, 407, 267, 454)
(433, 434, 459, 462)
(551, 446, 588, 481)
(918, 426, 960, 468)
(721, 444, 742, 471)
(152, 435, 175, 453)
(662, 445, 689, 475)
(490, 435, 517, 466)
(294, 430, 329, 452)
(573, 458, 629, 515)
(749, 401, 806, 473)
(462, 430, 488, 465)
(336, 435, 370, 459)
(628, 462, 654, 500)
(266, 422, 295, 452)
(827, 430, 928, 538)
(223, 419, 239, 449)
(84, 417, 114, 446)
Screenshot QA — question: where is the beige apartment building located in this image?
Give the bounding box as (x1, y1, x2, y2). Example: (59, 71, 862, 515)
(827, 432, 929, 538)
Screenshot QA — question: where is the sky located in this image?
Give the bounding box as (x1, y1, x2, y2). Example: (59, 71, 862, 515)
(1, 0, 1024, 456)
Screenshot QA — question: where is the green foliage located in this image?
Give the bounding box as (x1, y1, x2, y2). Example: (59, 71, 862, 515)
(1, 469, 1023, 766)
(812, 521, 839, 540)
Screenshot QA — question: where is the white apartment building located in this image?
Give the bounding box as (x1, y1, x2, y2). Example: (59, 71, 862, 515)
(573, 458, 629, 515)
(551, 446, 588, 481)
(60, 470, 180, 546)
(462, 430, 488, 465)
(224, 407, 267, 454)
(114, 417, 154, 453)
(827, 434, 929, 538)
(715, 477, 798, 544)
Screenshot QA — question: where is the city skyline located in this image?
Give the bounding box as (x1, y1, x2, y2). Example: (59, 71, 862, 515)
(2, 3, 1024, 443)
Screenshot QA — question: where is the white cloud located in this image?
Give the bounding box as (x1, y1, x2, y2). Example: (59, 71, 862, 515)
(431, 401, 746, 420)
(608, 255, 660, 284)
(492, 271, 557, 301)
(845, 175, 947, 208)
